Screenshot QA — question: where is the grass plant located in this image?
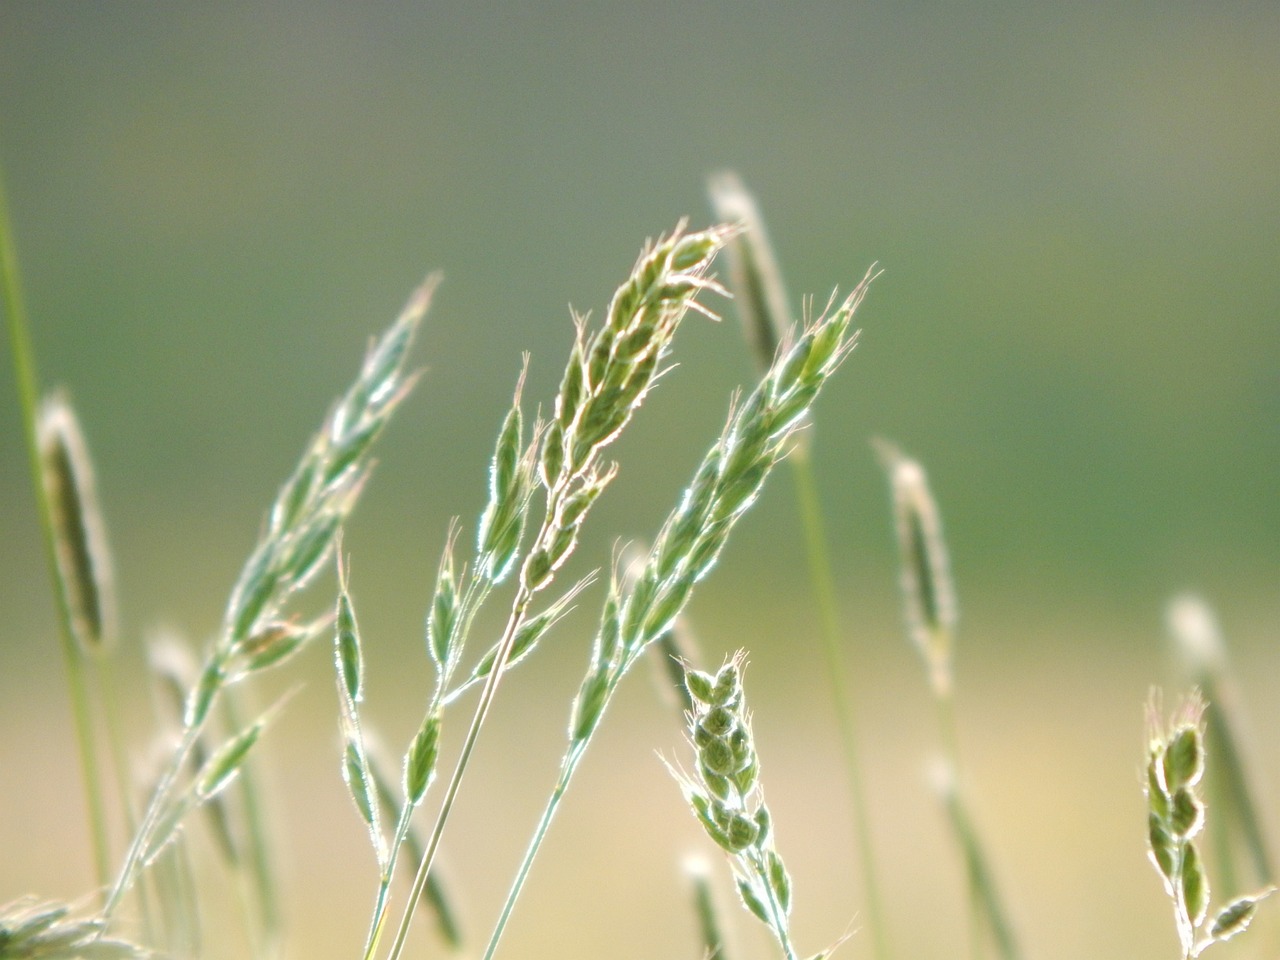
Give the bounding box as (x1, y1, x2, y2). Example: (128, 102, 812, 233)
(875, 440, 1019, 960)
(710, 172, 889, 960)
(2, 165, 1275, 960)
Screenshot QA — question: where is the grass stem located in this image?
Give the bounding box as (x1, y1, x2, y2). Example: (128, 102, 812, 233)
(384, 594, 535, 960)
(0, 166, 113, 897)
(222, 688, 282, 959)
(788, 452, 889, 960)
(480, 743, 585, 960)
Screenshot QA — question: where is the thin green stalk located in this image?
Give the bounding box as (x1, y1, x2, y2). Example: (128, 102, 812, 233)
(748, 847, 799, 960)
(95, 655, 162, 943)
(222, 688, 282, 959)
(103, 723, 202, 918)
(688, 862, 728, 960)
(361, 805, 415, 960)
(931, 638, 1018, 960)
(476, 620, 695, 960)
(384, 594, 536, 960)
(933, 691, 982, 960)
(788, 453, 888, 960)
(480, 742, 585, 960)
(1, 167, 113, 895)
(710, 173, 887, 960)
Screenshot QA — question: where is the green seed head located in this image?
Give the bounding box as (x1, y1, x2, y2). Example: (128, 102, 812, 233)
(724, 812, 759, 852)
(37, 392, 117, 655)
(699, 736, 738, 778)
(1210, 892, 1273, 942)
(540, 420, 566, 491)
(685, 669, 717, 705)
(733, 754, 760, 794)
(711, 663, 742, 706)
(754, 805, 772, 844)
(1146, 754, 1170, 819)
(700, 705, 737, 739)
(1148, 812, 1176, 882)
(699, 760, 733, 801)
(1169, 787, 1204, 839)
(669, 230, 721, 272)
(1163, 725, 1205, 794)
(1181, 839, 1210, 927)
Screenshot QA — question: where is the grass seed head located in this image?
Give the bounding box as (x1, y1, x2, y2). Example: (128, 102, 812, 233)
(875, 439, 957, 698)
(708, 171, 792, 375)
(37, 391, 116, 654)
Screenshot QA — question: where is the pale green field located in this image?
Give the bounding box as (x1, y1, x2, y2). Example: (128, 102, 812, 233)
(1, 4, 1277, 959)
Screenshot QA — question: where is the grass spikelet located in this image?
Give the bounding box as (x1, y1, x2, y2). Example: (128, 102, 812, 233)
(478, 359, 534, 585)
(1167, 595, 1273, 892)
(105, 279, 435, 921)
(226, 276, 437, 657)
(875, 439, 957, 698)
(535, 221, 731, 504)
(708, 171, 792, 375)
(671, 655, 801, 960)
(0, 898, 152, 960)
(879, 441, 1019, 960)
(334, 554, 387, 868)
(1144, 691, 1274, 958)
(36, 391, 116, 654)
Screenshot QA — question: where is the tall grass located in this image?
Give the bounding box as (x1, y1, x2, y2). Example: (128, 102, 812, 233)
(2, 169, 1274, 960)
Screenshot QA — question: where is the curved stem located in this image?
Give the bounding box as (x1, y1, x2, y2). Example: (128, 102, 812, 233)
(1, 168, 113, 896)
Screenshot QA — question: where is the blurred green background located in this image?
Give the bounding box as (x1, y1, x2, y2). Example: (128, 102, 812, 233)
(1, 3, 1276, 959)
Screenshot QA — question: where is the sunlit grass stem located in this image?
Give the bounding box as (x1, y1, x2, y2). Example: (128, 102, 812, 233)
(385, 225, 732, 960)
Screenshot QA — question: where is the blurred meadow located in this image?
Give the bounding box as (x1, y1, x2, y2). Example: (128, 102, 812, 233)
(1, 3, 1277, 960)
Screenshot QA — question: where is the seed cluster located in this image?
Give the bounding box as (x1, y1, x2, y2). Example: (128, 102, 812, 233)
(675, 657, 797, 959)
(1146, 694, 1273, 958)
(523, 224, 729, 594)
